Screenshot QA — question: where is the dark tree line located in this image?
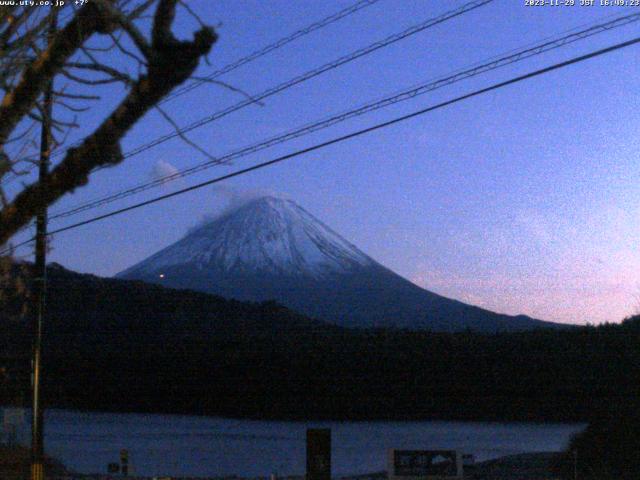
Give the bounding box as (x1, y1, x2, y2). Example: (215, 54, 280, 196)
(2, 263, 639, 479)
(2, 263, 638, 423)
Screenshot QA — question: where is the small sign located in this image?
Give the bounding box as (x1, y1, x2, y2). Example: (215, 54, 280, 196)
(389, 450, 462, 479)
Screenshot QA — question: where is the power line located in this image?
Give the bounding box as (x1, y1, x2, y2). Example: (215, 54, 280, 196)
(3, 0, 492, 188)
(4, 33, 638, 257)
(3, 0, 490, 186)
(0, 0, 382, 186)
(49, 10, 640, 221)
(114, 0, 495, 160)
(159, 0, 382, 105)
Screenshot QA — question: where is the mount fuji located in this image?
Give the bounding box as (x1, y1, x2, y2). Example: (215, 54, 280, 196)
(117, 196, 556, 332)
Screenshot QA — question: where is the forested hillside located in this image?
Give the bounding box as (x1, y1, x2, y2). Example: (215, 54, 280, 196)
(1, 264, 638, 422)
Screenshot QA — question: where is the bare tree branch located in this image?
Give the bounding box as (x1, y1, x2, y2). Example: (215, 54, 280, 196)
(61, 67, 123, 85)
(66, 61, 134, 85)
(126, 0, 157, 21)
(190, 76, 265, 106)
(52, 90, 100, 100)
(0, 1, 217, 245)
(94, 0, 153, 59)
(0, 2, 118, 148)
(154, 104, 219, 163)
(108, 30, 147, 65)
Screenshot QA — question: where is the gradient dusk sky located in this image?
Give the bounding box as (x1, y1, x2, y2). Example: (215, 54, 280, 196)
(6, 0, 640, 325)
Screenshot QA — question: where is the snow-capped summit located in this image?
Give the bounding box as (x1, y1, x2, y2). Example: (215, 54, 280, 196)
(118, 196, 559, 332)
(118, 196, 374, 279)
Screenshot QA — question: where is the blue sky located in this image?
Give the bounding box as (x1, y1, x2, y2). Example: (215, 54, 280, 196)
(7, 0, 640, 324)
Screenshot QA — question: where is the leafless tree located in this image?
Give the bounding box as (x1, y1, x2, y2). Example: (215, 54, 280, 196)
(0, 0, 217, 248)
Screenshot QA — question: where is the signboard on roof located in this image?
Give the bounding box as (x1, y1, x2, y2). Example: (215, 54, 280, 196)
(388, 450, 463, 480)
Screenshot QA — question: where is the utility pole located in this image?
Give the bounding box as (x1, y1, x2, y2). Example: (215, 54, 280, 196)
(31, 9, 56, 480)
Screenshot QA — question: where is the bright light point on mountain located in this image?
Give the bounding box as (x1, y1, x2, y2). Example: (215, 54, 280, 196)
(116, 196, 556, 332)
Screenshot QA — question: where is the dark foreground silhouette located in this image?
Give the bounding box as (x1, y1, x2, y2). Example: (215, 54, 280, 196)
(2, 263, 638, 424)
(553, 406, 640, 480)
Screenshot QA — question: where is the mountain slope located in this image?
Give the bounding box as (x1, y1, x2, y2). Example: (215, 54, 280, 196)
(1, 262, 332, 336)
(118, 196, 374, 279)
(118, 196, 558, 332)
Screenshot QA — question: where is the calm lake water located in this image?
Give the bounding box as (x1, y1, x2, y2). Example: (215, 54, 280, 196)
(24, 409, 584, 477)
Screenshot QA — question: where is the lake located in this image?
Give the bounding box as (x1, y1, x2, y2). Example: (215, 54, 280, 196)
(16, 409, 584, 477)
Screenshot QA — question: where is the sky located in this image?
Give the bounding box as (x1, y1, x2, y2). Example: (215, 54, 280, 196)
(6, 0, 640, 325)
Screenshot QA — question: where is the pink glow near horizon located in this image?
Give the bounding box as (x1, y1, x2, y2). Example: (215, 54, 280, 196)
(410, 204, 640, 325)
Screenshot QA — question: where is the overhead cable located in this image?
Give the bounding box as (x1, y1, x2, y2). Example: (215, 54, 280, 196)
(50, 10, 640, 221)
(2, 32, 636, 258)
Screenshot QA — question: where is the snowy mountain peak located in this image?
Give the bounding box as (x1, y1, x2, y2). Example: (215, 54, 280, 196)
(117, 195, 556, 332)
(118, 196, 375, 279)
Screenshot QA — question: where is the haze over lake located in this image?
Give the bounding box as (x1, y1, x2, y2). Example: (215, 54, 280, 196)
(34, 409, 585, 477)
